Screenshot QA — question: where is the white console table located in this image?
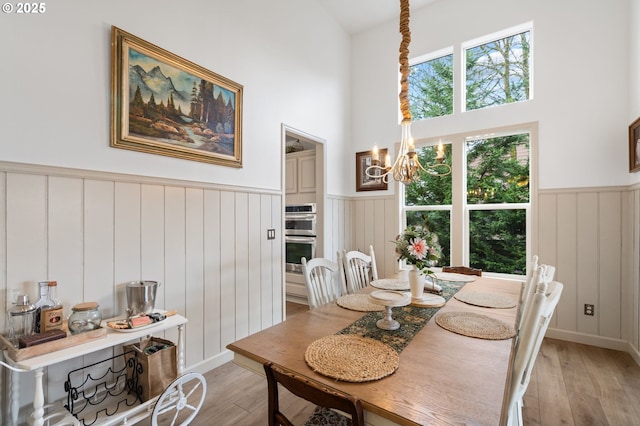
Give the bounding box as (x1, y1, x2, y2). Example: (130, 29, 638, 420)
(1, 314, 187, 426)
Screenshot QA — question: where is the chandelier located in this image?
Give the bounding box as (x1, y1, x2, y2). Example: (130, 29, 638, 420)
(365, 0, 451, 184)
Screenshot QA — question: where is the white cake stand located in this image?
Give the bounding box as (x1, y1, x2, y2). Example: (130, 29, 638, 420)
(368, 290, 411, 330)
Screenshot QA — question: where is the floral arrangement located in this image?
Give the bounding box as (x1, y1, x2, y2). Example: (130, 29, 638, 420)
(394, 223, 442, 274)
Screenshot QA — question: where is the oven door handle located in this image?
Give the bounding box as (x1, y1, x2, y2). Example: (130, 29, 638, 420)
(285, 236, 316, 243)
(285, 213, 316, 220)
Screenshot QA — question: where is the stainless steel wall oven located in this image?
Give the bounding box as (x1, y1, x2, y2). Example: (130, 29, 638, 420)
(285, 203, 316, 273)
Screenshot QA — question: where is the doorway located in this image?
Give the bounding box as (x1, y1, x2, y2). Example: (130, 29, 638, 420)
(281, 124, 325, 304)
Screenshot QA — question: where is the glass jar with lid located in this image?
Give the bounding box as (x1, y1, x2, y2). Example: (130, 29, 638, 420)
(68, 302, 102, 335)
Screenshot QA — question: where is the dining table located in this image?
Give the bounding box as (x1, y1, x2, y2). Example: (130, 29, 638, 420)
(226, 272, 522, 426)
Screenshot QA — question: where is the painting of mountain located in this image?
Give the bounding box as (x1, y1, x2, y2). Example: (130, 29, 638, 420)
(111, 26, 243, 167)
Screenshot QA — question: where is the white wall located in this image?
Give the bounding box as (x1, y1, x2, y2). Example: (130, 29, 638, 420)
(350, 0, 631, 194)
(0, 0, 351, 195)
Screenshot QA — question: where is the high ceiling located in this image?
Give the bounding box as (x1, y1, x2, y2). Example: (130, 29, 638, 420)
(317, 0, 439, 35)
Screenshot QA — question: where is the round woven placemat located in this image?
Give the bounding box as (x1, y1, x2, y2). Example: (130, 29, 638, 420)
(336, 294, 385, 312)
(304, 335, 399, 382)
(435, 311, 516, 340)
(454, 291, 516, 309)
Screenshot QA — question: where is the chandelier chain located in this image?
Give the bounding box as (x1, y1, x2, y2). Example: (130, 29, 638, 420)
(364, 0, 452, 184)
(399, 0, 412, 123)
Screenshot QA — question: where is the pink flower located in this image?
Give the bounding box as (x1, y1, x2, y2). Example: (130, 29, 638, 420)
(407, 237, 428, 260)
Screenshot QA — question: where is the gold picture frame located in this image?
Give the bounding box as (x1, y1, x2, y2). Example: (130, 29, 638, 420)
(356, 149, 388, 191)
(110, 26, 243, 167)
(630, 116, 640, 173)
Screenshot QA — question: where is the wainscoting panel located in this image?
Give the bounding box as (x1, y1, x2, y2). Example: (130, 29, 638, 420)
(598, 191, 622, 339)
(538, 189, 627, 342)
(0, 162, 283, 422)
(351, 196, 397, 280)
(325, 196, 354, 265)
(632, 188, 640, 356)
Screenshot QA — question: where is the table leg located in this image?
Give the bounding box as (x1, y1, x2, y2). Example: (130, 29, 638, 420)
(29, 368, 44, 426)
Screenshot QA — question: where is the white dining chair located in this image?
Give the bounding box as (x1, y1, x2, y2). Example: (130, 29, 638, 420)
(518, 258, 541, 327)
(507, 279, 563, 426)
(519, 255, 539, 306)
(301, 257, 341, 309)
(336, 250, 348, 296)
(542, 264, 556, 282)
(341, 245, 378, 294)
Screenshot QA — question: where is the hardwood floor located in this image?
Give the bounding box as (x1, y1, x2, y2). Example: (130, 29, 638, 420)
(522, 338, 640, 425)
(188, 303, 640, 426)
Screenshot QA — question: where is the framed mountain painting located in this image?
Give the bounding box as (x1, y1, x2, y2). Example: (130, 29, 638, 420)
(110, 26, 243, 167)
(630, 116, 640, 173)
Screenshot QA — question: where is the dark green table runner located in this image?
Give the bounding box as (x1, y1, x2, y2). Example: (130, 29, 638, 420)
(337, 280, 467, 353)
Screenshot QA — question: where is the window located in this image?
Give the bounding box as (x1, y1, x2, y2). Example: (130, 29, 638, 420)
(409, 53, 454, 120)
(408, 24, 532, 119)
(401, 129, 532, 275)
(465, 133, 530, 274)
(465, 29, 531, 111)
(404, 144, 453, 266)
(402, 24, 534, 275)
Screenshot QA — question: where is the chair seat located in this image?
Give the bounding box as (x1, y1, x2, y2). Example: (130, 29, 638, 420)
(304, 406, 353, 426)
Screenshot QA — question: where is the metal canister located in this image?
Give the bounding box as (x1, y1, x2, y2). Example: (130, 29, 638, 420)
(125, 281, 160, 315)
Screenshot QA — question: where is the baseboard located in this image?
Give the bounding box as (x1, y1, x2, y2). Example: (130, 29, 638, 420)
(185, 350, 234, 374)
(285, 294, 309, 305)
(546, 328, 630, 352)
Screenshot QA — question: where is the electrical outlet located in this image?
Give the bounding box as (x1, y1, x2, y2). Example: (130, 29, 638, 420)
(267, 228, 276, 240)
(584, 304, 594, 316)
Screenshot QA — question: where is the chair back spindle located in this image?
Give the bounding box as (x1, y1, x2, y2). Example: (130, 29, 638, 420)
(302, 257, 340, 309)
(342, 245, 378, 294)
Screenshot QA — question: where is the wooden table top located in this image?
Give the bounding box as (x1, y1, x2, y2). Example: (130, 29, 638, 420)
(227, 276, 522, 426)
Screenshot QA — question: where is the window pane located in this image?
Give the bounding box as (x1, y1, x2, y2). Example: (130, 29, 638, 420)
(469, 209, 526, 274)
(466, 31, 531, 111)
(409, 54, 453, 120)
(466, 134, 529, 204)
(404, 144, 452, 206)
(406, 210, 451, 267)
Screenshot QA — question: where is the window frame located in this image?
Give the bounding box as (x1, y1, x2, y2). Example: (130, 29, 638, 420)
(461, 21, 534, 113)
(399, 123, 538, 279)
(408, 47, 455, 121)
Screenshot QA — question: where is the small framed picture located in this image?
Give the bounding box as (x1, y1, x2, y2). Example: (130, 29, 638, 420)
(356, 149, 388, 192)
(630, 117, 640, 173)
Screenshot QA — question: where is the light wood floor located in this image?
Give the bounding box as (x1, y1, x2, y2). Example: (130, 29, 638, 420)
(188, 303, 640, 426)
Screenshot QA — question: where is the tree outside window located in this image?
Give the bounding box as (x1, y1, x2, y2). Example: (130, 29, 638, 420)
(465, 31, 531, 111)
(402, 132, 530, 275)
(466, 134, 530, 274)
(409, 54, 453, 120)
(408, 29, 531, 118)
